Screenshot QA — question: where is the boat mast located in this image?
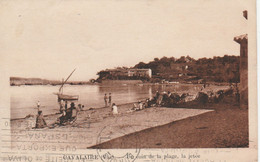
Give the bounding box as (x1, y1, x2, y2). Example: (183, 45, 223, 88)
(61, 78, 64, 94)
(59, 69, 76, 94)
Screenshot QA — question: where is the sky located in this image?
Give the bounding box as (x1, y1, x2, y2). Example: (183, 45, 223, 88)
(0, 0, 251, 81)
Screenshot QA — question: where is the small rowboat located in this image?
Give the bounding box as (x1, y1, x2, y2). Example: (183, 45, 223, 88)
(54, 69, 79, 102)
(54, 93, 79, 101)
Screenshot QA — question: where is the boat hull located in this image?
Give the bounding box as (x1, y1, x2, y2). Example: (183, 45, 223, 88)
(54, 93, 79, 101)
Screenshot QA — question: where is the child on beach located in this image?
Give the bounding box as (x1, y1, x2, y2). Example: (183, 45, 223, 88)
(112, 103, 118, 114)
(138, 101, 143, 110)
(35, 110, 47, 128)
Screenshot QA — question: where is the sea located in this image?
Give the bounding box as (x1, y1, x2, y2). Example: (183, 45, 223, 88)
(10, 83, 227, 119)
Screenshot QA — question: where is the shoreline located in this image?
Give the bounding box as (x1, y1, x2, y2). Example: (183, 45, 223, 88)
(10, 81, 234, 87)
(10, 101, 141, 121)
(10, 83, 231, 121)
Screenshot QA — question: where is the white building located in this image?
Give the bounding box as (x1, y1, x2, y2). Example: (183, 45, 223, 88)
(128, 69, 152, 78)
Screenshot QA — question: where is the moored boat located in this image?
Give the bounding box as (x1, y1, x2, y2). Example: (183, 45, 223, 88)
(54, 93, 79, 101)
(54, 69, 79, 102)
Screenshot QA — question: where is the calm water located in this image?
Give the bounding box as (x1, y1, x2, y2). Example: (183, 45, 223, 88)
(11, 84, 221, 119)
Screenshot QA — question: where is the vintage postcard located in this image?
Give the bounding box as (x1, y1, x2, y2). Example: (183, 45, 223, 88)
(0, 0, 257, 161)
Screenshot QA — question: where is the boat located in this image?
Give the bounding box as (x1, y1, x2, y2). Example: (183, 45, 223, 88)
(54, 69, 79, 102)
(54, 93, 79, 101)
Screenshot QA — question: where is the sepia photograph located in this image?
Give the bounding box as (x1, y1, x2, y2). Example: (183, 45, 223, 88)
(0, 0, 257, 161)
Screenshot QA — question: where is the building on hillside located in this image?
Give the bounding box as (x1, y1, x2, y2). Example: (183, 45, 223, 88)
(107, 69, 129, 77)
(128, 69, 152, 78)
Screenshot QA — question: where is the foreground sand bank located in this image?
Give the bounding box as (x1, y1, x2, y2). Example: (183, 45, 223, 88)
(92, 102, 248, 148)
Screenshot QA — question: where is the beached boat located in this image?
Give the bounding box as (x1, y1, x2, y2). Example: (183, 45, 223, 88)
(54, 93, 79, 101)
(54, 69, 79, 101)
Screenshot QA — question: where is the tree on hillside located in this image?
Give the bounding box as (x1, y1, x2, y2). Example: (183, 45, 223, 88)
(97, 55, 240, 83)
(135, 62, 147, 69)
(154, 58, 159, 62)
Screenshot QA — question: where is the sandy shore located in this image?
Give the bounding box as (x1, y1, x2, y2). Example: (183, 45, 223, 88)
(92, 101, 248, 148)
(10, 102, 213, 150)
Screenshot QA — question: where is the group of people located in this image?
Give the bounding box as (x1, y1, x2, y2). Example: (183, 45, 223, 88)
(104, 93, 118, 114)
(104, 93, 112, 107)
(34, 90, 184, 129)
(34, 91, 179, 129)
(58, 101, 79, 125)
(34, 90, 183, 128)
(35, 93, 118, 129)
(59, 100, 84, 113)
(35, 100, 82, 128)
(151, 91, 188, 107)
(130, 90, 186, 110)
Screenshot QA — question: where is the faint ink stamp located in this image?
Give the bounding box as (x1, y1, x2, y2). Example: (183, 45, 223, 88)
(94, 125, 141, 162)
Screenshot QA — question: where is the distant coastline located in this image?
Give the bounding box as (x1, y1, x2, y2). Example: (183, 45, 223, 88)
(10, 77, 231, 87)
(10, 77, 93, 86)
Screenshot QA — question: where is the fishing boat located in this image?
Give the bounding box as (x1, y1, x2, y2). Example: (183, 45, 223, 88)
(54, 93, 79, 101)
(54, 69, 79, 101)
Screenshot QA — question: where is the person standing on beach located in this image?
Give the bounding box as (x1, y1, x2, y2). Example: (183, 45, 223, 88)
(37, 101, 40, 111)
(104, 94, 108, 107)
(35, 110, 47, 128)
(65, 101, 68, 111)
(60, 100, 65, 113)
(108, 93, 112, 106)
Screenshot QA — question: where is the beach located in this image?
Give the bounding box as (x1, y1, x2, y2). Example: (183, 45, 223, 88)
(8, 84, 245, 150)
(10, 102, 214, 150)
